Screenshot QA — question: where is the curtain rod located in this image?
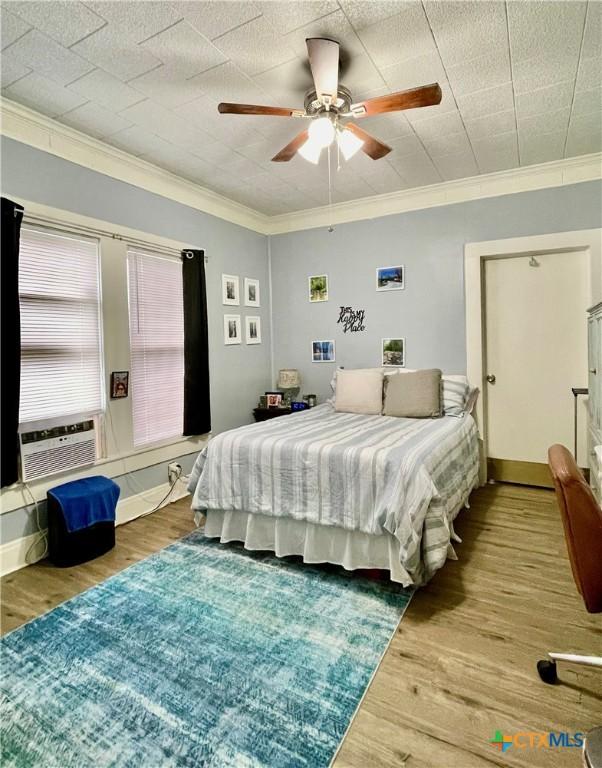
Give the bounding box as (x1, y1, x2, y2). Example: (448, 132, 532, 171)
(22, 212, 208, 262)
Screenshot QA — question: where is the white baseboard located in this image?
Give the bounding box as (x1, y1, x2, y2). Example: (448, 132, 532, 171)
(0, 531, 46, 578)
(115, 480, 189, 526)
(0, 480, 190, 578)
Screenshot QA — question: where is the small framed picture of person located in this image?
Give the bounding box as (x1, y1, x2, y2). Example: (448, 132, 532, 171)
(222, 274, 240, 305)
(224, 314, 241, 345)
(110, 371, 129, 399)
(266, 392, 283, 408)
(244, 278, 260, 307)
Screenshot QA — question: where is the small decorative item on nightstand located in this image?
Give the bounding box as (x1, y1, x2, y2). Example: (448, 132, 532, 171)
(277, 369, 301, 406)
(291, 401, 309, 412)
(304, 394, 317, 408)
(265, 392, 283, 408)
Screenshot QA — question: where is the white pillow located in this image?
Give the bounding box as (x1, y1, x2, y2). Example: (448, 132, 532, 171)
(334, 369, 384, 415)
(442, 375, 471, 416)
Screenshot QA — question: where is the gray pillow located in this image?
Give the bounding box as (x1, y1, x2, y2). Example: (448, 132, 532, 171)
(383, 369, 442, 418)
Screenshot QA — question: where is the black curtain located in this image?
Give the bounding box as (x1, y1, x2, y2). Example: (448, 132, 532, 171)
(181, 249, 211, 435)
(1, 197, 24, 487)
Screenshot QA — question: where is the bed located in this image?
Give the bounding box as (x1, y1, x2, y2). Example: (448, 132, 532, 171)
(188, 403, 479, 587)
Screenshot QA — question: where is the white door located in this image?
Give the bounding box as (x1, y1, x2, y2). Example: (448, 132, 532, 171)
(485, 250, 590, 486)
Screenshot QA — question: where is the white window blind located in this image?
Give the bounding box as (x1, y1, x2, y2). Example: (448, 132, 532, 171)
(127, 249, 184, 447)
(19, 226, 103, 425)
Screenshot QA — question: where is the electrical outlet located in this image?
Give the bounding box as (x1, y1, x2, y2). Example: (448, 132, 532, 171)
(168, 462, 182, 484)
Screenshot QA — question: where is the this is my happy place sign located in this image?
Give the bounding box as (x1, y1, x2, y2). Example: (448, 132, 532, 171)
(337, 306, 366, 333)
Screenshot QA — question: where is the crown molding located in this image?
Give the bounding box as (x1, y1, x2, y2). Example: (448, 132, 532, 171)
(266, 152, 602, 234)
(0, 98, 271, 235)
(1, 98, 600, 238)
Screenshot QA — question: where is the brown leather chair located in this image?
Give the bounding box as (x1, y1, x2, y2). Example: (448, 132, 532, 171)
(537, 444, 602, 685)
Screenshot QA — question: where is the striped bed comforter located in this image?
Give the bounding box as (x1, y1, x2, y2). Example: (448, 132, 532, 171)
(188, 404, 479, 585)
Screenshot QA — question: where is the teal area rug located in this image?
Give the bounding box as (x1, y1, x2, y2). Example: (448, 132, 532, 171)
(1, 532, 412, 767)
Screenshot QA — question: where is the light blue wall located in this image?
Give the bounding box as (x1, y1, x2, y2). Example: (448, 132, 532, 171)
(1, 137, 271, 436)
(2, 135, 601, 549)
(270, 181, 602, 403)
(1, 136, 271, 545)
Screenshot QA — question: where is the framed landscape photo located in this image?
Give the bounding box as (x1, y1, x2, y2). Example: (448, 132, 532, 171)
(222, 274, 240, 305)
(308, 274, 328, 302)
(245, 315, 261, 344)
(382, 337, 405, 367)
(244, 277, 260, 307)
(376, 265, 405, 292)
(224, 314, 241, 345)
(312, 339, 336, 363)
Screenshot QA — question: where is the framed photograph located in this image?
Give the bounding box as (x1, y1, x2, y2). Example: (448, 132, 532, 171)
(382, 337, 405, 367)
(244, 278, 260, 307)
(308, 274, 328, 302)
(265, 391, 283, 408)
(245, 315, 261, 344)
(222, 274, 240, 305)
(224, 314, 241, 345)
(110, 371, 129, 399)
(376, 265, 405, 291)
(311, 339, 336, 363)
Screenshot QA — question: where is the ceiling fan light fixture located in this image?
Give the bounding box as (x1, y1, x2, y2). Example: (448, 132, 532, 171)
(308, 116, 336, 148)
(337, 127, 364, 160)
(298, 138, 322, 164)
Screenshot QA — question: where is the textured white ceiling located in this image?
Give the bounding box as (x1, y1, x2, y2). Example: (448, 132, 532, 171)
(1, 0, 601, 215)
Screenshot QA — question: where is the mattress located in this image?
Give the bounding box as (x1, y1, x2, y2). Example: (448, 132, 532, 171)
(189, 404, 479, 585)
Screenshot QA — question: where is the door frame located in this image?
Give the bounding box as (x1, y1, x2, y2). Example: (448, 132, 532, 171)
(464, 228, 601, 483)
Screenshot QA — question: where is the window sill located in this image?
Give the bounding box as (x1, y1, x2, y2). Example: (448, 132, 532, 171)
(0, 433, 209, 515)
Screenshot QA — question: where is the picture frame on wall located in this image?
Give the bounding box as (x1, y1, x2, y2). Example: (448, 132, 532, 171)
(222, 274, 240, 305)
(244, 278, 260, 307)
(382, 337, 405, 367)
(245, 315, 261, 344)
(110, 371, 129, 399)
(308, 274, 328, 302)
(224, 314, 241, 345)
(311, 339, 336, 363)
(376, 265, 405, 292)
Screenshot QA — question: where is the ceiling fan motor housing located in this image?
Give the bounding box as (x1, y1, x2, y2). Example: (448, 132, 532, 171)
(304, 85, 352, 116)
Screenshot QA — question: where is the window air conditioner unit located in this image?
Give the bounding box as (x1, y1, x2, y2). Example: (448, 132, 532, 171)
(19, 420, 97, 482)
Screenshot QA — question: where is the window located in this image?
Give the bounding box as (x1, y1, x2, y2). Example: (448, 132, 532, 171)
(19, 226, 103, 425)
(127, 249, 184, 447)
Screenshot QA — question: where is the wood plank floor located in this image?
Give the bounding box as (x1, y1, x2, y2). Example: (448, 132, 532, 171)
(2, 484, 601, 767)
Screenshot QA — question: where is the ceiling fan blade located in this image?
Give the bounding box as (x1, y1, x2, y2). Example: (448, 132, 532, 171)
(271, 129, 310, 162)
(350, 83, 442, 117)
(218, 102, 304, 117)
(306, 38, 339, 106)
(344, 123, 392, 160)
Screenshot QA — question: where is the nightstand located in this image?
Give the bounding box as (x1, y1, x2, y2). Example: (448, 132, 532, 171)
(253, 407, 292, 422)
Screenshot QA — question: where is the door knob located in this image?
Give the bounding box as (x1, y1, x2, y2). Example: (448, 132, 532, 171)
(486, 374, 496, 384)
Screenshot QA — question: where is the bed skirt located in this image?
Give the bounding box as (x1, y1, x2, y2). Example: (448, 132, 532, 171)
(200, 509, 428, 586)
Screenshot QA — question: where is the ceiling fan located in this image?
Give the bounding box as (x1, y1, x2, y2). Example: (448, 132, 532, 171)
(218, 37, 442, 165)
